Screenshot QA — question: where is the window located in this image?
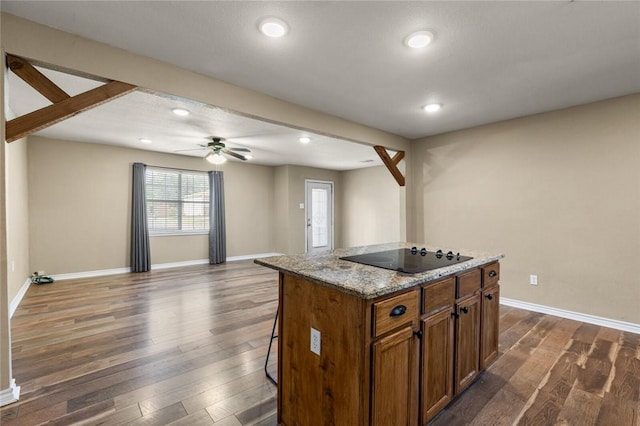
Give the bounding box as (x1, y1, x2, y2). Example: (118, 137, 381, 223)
(145, 167, 209, 235)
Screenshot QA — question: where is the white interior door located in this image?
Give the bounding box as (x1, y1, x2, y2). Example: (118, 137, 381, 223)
(305, 180, 334, 253)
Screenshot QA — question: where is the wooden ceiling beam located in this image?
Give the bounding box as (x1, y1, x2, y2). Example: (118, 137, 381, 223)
(6, 81, 137, 143)
(374, 145, 405, 186)
(6, 54, 70, 103)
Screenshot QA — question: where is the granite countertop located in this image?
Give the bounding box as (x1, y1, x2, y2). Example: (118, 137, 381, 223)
(254, 242, 504, 299)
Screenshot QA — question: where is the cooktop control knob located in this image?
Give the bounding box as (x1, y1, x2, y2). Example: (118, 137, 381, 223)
(410, 246, 418, 255)
(446, 251, 454, 260)
(420, 247, 427, 256)
(435, 249, 443, 258)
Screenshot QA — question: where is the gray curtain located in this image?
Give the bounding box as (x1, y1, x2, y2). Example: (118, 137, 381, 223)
(208, 170, 226, 264)
(131, 162, 151, 272)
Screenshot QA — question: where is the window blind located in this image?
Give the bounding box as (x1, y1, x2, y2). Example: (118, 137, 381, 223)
(145, 167, 209, 234)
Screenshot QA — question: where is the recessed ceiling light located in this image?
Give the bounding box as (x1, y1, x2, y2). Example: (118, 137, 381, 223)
(258, 17, 289, 38)
(299, 137, 311, 144)
(172, 108, 190, 116)
(139, 138, 152, 144)
(423, 103, 442, 113)
(404, 30, 435, 49)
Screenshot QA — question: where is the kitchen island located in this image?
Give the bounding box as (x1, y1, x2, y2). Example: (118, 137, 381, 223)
(256, 242, 504, 426)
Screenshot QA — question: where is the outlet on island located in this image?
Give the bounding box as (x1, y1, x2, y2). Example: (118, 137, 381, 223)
(310, 327, 321, 355)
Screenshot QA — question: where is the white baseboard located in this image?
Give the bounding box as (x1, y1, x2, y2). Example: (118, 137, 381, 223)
(50, 253, 284, 281)
(52, 267, 131, 281)
(150, 259, 209, 270)
(9, 278, 31, 318)
(147, 253, 282, 270)
(501, 297, 640, 334)
(0, 379, 20, 407)
(228, 252, 282, 262)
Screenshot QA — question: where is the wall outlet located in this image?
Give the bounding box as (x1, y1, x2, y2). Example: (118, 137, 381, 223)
(299, 203, 305, 209)
(530, 274, 538, 285)
(310, 327, 321, 355)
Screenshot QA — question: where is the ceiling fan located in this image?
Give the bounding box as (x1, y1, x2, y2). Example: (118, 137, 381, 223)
(177, 137, 251, 164)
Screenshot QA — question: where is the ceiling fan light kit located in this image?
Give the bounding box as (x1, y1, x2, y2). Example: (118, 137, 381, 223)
(206, 151, 227, 165)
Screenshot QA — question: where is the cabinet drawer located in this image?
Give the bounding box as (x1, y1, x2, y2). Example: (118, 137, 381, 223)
(372, 290, 418, 338)
(482, 262, 500, 288)
(456, 268, 481, 299)
(422, 277, 455, 315)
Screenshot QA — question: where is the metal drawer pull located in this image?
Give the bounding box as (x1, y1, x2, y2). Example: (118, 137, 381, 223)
(389, 305, 407, 317)
(460, 307, 469, 314)
(488, 270, 497, 278)
(485, 294, 493, 300)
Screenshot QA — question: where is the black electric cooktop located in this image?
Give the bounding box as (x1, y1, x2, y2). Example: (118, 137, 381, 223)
(340, 247, 473, 274)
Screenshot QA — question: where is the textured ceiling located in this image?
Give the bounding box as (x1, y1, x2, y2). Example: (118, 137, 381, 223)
(2, 1, 639, 169)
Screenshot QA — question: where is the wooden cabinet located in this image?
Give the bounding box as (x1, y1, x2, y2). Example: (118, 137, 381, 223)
(277, 261, 500, 426)
(454, 293, 481, 394)
(420, 307, 454, 423)
(481, 263, 501, 370)
(372, 326, 419, 426)
(451, 268, 483, 395)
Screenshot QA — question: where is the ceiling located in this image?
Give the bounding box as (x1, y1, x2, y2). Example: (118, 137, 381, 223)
(2, 1, 639, 169)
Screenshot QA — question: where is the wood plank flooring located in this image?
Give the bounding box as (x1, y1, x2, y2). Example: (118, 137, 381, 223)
(1, 261, 638, 425)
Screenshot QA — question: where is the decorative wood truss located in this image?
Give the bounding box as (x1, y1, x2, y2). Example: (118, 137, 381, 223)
(374, 145, 405, 186)
(5, 54, 137, 143)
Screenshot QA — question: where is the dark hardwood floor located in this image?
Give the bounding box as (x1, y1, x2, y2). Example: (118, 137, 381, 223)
(1, 261, 638, 425)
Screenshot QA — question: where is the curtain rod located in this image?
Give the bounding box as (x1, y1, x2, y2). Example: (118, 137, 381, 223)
(142, 163, 215, 173)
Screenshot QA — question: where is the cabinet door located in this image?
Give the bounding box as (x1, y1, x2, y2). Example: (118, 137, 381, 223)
(421, 308, 454, 424)
(454, 293, 481, 395)
(371, 326, 418, 426)
(481, 284, 500, 370)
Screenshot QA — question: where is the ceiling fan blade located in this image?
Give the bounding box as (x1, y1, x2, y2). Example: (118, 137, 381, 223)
(229, 147, 251, 152)
(223, 149, 247, 161)
(174, 148, 207, 152)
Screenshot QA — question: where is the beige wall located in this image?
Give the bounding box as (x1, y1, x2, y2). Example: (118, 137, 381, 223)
(272, 165, 343, 255)
(25, 137, 402, 270)
(5, 136, 29, 301)
(273, 166, 289, 254)
(410, 94, 640, 323)
(27, 137, 275, 275)
(340, 166, 402, 247)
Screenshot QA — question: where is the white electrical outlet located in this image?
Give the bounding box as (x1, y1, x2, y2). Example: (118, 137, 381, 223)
(310, 327, 321, 355)
(299, 203, 305, 209)
(530, 274, 538, 285)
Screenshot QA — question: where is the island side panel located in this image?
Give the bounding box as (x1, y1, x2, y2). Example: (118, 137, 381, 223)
(279, 273, 366, 426)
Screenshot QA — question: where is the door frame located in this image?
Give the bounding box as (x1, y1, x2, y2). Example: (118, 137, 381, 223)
(304, 179, 335, 253)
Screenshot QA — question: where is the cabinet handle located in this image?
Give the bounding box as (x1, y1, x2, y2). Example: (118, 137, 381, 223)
(414, 330, 423, 339)
(389, 305, 407, 317)
(489, 270, 497, 278)
(485, 294, 493, 300)
(460, 307, 469, 314)
(451, 311, 459, 319)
